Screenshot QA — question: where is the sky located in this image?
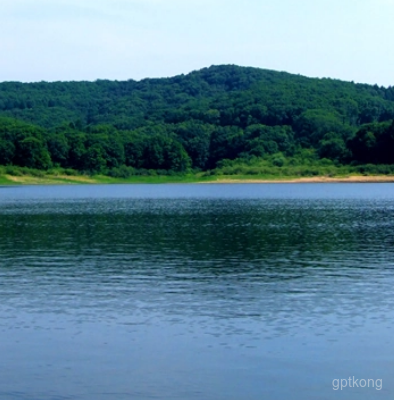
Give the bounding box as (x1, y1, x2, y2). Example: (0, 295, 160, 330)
(1, 0, 393, 86)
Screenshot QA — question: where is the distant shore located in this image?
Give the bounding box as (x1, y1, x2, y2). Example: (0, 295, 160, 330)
(205, 176, 394, 184)
(1, 173, 394, 185)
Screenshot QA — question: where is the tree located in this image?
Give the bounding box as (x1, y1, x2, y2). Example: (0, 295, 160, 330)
(15, 137, 52, 169)
(143, 135, 191, 172)
(125, 139, 145, 168)
(47, 133, 69, 166)
(174, 122, 212, 169)
(83, 144, 106, 173)
(318, 134, 347, 162)
(294, 109, 352, 147)
(0, 140, 15, 165)
(208, 126, 245, 167)
(244, 124, 295, 156)
(347, 121, 393, 164)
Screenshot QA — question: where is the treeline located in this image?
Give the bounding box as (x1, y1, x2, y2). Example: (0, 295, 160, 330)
(0, 65, 394, 174)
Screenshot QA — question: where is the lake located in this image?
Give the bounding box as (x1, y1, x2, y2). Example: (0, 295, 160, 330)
(0, 183, 393, 399)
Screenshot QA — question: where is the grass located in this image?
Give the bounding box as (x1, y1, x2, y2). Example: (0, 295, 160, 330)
(0, 175, 17, 185)
(1, 162, 394, 185)
(202, 174, 394, 183)
(2, 172, 394, 185)
(0, 170, 210, 185)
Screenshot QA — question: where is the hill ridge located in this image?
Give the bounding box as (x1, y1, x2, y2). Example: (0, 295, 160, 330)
(0, 64, 393, 173)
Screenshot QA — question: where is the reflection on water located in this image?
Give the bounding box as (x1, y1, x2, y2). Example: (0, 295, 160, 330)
(0, 184, 394, 400)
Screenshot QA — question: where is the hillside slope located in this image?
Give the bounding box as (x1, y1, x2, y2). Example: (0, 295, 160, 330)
(0, 65, 393, 173)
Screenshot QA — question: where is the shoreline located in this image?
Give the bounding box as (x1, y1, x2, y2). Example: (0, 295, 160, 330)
(203, 176, 394, 184)
(1, 173, 394, 185)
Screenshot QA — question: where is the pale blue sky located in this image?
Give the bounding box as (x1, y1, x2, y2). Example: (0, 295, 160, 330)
(1, 0, 393, 85)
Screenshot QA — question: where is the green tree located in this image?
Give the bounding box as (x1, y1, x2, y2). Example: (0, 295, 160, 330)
(66, 132, 87, 169)
(47, 133, 69, 166)
(124, 138, 145, 168)
(318, 134, 348, 162)
(294, 109, 352, 147)
(347, 121, 393, 164)
(83, 144, 106, 173)
(208, 126, 245, 167)
(174, 122, 213, 169)
(143, 135, 191, 171)
(15, 137, 52, 169)
(0, 140, 15, 165)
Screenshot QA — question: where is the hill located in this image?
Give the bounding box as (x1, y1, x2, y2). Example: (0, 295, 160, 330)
(0, 65, 394, 175)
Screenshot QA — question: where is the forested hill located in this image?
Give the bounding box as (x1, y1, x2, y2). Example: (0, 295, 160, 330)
(1, 64, 394, 173)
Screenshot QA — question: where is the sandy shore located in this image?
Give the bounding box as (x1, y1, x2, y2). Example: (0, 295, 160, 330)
(204, 176, 394, 184)
(3, 174, 98, 184)
(2, 174, 394, 185)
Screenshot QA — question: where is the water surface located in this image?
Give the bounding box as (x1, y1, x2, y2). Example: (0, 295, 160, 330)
(1, 184, 393, 399)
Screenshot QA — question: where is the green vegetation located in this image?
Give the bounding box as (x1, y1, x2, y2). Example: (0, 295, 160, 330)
(1, 64, 394, 182)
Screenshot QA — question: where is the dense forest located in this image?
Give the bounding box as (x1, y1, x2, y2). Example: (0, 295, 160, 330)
(1, 64, 394, 176)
